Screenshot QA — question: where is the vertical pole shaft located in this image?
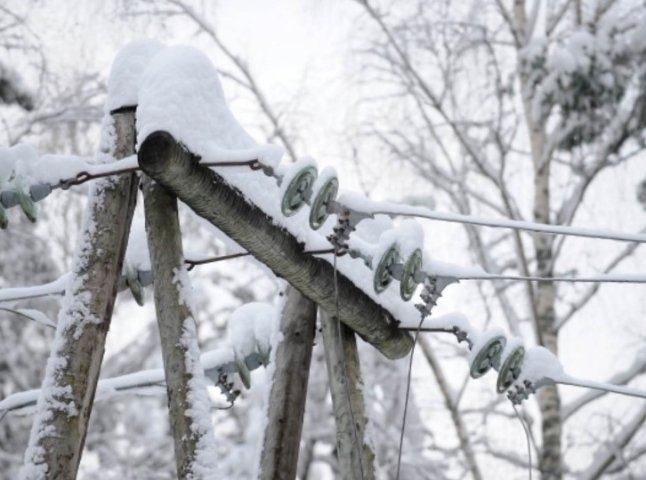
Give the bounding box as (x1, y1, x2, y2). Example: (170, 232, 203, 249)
(258, 286, 317, 480)
(320, 309, 375, 480)
(22, 111, 138, 480)
(142, 176, 218, 479)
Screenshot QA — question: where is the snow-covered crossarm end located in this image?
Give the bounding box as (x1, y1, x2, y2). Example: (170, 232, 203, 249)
(411, 313, 646, 406)
(137, 130, 413, 359)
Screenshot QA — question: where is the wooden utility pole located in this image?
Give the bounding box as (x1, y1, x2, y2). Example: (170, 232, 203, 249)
(320, 310, 376, 480)
(258, 286, 317, 479)
(142, 175, 219, 479)
(22, 110, 138, 480)
(137, 131, 413, 360)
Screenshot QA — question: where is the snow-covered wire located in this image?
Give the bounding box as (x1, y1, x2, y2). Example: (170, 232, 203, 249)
(54, 157, 260, 189)
(0, 347, 265, 415)
(437, 272, 646, 284)
(336, 195, 646, 243)
(553, 374, 646, 400)
(0, 273, 69, 303)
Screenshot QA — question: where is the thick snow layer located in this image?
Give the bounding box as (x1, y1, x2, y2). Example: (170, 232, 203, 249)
(518, 346, 564, 385)
(395, 219, 424, 258)
(136, 44, 421, 326)
(354, 213, 394, 243)
(227, 302, 278, 358)
(0, 274, 69, 303)
(252, 289, 287, 478)
(424, 258, 483, 279)
(179, 318, 221, 478)
(410, 312, 476, 337)
(136, 46, 285, 169)
(106, 39, 164, 112)
(0, 144, 38, 182)
(467, 327, 506, 368)
(124, 219, 151, 272)
(137, 46, 255, 154)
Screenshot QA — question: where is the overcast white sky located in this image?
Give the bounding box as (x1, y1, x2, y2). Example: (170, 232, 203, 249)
(4, 1, 646, 476)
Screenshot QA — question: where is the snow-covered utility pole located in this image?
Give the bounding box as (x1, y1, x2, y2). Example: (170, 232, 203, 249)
(320, 310, 376, 480)
(142, 174, 219, 478)
(136, 130, 413, 360)
(21, 109, 138, 480)
(258, 286, 317, 479)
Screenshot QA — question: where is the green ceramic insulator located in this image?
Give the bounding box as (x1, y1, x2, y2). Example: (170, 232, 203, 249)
(281, 166, 317, 216)
(309, 175, 339, 230)
(374, 243, 399, 294)
(235, 353, 252, 389)
(470, 335, 506, 379)
(400, 248, 423, 301)
(126, 264, 145, 307)
(496, 345, 525, 393)
(0, 204, 7, 229)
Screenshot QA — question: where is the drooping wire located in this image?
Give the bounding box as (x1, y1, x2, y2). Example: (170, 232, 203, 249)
(332, 251, 365, 479)
(395, 314, 425, 480)
(512, 403, 533, 480)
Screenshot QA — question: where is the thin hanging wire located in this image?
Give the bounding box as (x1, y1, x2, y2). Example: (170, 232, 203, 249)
(512, 403, 533, 480)
(396, 314, 425, 480)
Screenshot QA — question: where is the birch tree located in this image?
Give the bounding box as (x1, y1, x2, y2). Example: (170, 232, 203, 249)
(350, 0, 646, 478)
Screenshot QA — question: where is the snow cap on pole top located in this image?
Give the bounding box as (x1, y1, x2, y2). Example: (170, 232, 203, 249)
(106, 38, 164, 113)
(137, 44, 256, 156)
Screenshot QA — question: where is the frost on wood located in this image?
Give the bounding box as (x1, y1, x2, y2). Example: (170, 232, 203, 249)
(142, 172, 219, 479)
(18, 39, 162, 479)
(179, 318, 220, 479)
(20, 111, 138, 480)
(258, 287, 316, 480)
(320, 310, 376, 479)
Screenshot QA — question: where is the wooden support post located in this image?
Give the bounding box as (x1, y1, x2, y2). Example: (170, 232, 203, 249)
(258, 286, 317, 480)
(320, 310, 376, 480)
(22, 111, 138, 480)
(137, 131, 413, 360)
(142, 176, 218, 478)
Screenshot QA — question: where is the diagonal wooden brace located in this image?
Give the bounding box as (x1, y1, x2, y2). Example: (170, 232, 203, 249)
(137, 131, 413, 359)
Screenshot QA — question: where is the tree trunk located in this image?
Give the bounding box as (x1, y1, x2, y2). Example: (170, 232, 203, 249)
(21, 111, 138, 480)
(534, 163, 562, 480)
(142, 176, 219, 479)
(258, 286, 317, 480)
(320, 310, 376, 480)
(513, 1, 563, 475)
(137, 131, 413, 360)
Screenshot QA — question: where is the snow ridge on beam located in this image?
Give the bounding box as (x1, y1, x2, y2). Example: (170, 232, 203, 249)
(137, 130, 413, 360)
